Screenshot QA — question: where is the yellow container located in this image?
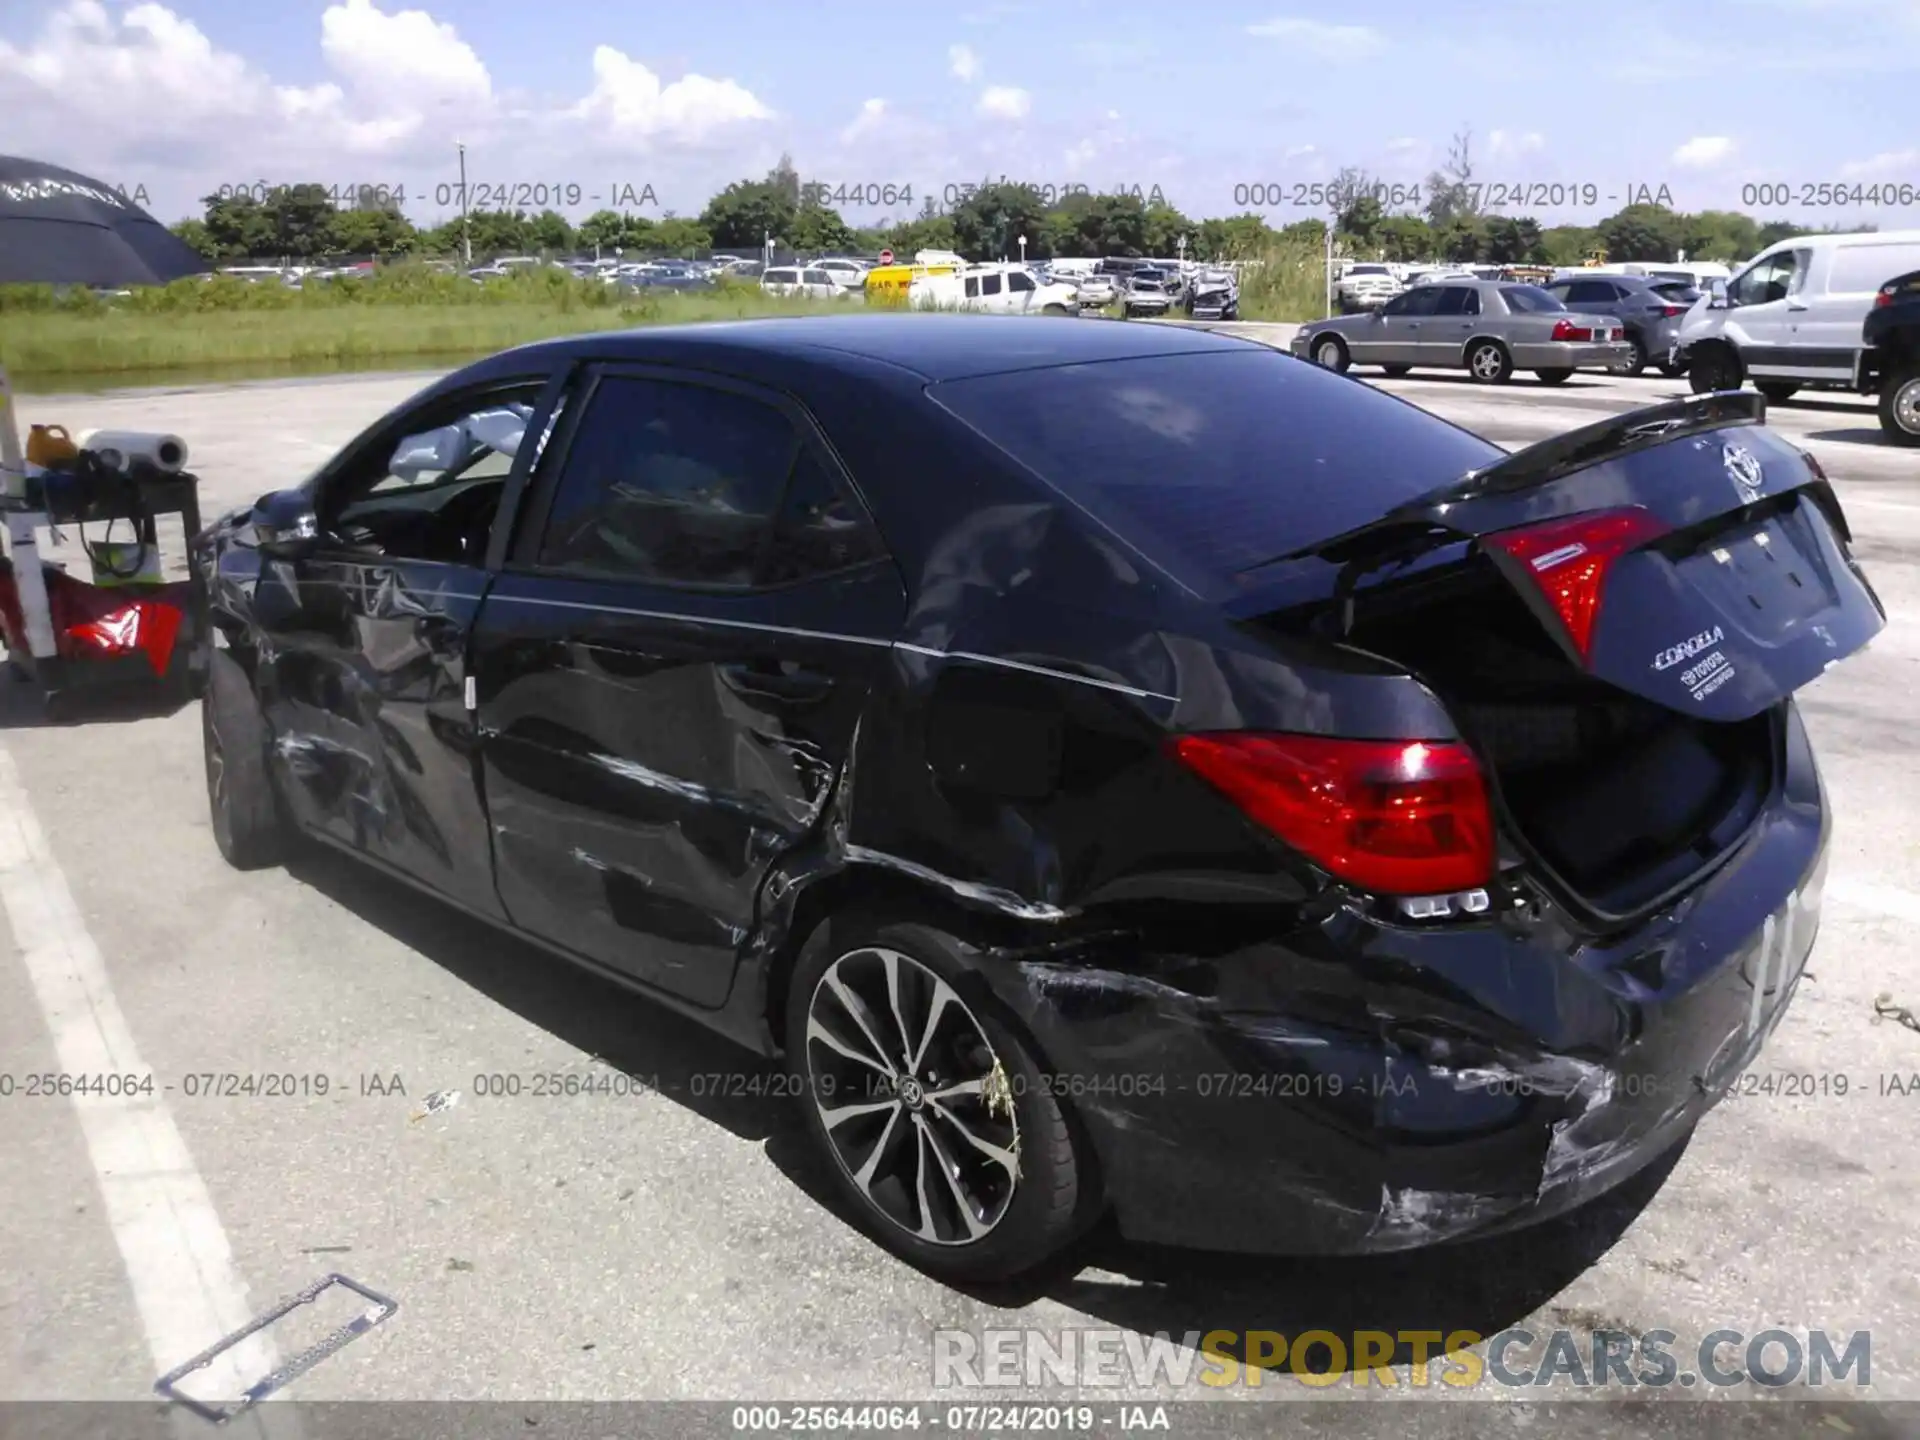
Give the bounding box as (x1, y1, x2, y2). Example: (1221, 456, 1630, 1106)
(27, 424, 77, 467)
(864, 263, 959, 307)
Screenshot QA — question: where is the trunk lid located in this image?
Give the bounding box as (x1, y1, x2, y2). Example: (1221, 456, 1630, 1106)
(1256, 393, 1884, 722)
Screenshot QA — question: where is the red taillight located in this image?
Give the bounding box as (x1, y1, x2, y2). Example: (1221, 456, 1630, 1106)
(1660, 304, 1684, 317)
(1482, 507, 1670, 663)
(1167, 733, 1495, 895)
(1549, 319, 1599, 341)
(1875, 290, 1893, 307)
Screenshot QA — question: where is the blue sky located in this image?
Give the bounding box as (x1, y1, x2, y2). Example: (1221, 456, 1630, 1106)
(1, 0, 1915, 229)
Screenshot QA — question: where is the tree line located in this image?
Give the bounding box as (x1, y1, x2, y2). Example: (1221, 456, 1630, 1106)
(169, 136, 1869, 267)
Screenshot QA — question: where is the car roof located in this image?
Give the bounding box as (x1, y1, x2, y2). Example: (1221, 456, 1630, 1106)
(455, 314, 1254, 384)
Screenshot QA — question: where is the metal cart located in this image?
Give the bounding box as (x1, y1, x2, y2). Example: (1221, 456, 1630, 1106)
(0, 374, 208, 718)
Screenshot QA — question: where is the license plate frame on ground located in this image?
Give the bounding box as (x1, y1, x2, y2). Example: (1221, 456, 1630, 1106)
(153, 1271, 400, 1422)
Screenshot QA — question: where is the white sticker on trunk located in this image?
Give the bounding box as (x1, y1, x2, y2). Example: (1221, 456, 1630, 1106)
(1681, 649, 1736, 701)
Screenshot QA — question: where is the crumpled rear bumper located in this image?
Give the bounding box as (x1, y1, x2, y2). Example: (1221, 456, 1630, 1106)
(977, 708, 1828, 1255)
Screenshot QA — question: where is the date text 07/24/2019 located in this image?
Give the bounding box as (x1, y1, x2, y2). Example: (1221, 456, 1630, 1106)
(207, 181, 660, 211)
(1232, 181, 1680, 211)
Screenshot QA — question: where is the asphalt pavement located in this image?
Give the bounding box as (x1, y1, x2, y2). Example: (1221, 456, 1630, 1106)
(2, 351, 1918, 1431)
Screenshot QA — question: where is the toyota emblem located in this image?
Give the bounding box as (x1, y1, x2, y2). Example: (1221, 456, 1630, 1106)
(1723, 442, 1764, 503)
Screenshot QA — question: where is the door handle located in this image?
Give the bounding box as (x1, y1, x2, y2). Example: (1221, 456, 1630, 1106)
(718, 660, 834, 703)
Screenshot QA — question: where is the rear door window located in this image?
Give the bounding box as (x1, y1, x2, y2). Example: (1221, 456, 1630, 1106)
(929, 350, 1501, 594)
(534, 376, 798, 588)
(1500, 285, 1565, 313)
(759, 448, 890, 585)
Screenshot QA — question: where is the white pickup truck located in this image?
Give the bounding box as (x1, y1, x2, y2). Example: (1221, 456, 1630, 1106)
(909, 262, 1081, 315)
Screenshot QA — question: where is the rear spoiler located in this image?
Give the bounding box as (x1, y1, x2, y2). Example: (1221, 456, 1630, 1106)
(1261, 391, 1768, 570)
(1405, 390, 1766, 506)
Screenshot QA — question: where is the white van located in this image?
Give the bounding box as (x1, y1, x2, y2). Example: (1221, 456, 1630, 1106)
(1673, 229, 1920, 399)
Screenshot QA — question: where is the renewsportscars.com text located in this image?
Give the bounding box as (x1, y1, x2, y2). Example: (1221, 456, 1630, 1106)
(932, 1327, 1871, 1389)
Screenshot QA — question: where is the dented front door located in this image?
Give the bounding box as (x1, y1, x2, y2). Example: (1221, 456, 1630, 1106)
(259, 552, 505, 919)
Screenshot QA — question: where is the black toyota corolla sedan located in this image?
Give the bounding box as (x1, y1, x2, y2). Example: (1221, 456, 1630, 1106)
(193, 315, 1883, 1282)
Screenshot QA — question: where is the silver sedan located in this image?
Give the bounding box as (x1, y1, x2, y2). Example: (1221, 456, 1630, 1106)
(1290, 279, 1632, 384)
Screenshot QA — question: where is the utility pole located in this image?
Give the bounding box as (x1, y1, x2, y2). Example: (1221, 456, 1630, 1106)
(1324, 224, 1334, 318)
(457, 141, 472, 266)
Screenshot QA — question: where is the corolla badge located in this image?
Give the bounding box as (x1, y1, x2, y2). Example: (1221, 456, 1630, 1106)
(1723, 442, 1765, 503)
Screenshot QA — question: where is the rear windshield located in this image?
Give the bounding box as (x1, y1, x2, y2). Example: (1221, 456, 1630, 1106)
(928, 350, 1502, 592)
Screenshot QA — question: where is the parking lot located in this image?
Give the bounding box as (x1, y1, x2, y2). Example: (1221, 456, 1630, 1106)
(3, 349, 1918, 1428)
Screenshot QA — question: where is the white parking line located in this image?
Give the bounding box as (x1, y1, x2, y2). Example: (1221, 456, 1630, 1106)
(0, 743, 297, 1435)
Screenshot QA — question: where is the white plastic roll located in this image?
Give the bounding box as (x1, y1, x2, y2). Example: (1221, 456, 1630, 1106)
(78, 428, 189, 473)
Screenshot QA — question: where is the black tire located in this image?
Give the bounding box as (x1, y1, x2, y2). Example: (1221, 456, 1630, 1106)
(1467, 340, 1513, 384)
(1041, 303, 1069, 316)
(203, 646, 288, 870)
(1619, 336, 1648, 377)
(1881, 363, 1920, 446)
(1687, 343, 1742, 394)
(1381, 364, 1412, 377)
(1756, 380, 1801, 403)
(786, 913, 1091, 1282)
(1311, 334, 1350, 373)
(1657, 359, 1687, 378)
(1534, 368, 1574, 385)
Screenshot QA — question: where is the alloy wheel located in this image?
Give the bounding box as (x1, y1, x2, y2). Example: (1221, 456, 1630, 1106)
(804, 946, 1020, 1246)
(1896, 376, 1920, 435)
(1471, 344, 1506, 380)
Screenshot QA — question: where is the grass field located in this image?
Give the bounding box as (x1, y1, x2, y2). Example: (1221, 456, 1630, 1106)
(0, 243, 1328, 383)
(0, 285, 855, 382)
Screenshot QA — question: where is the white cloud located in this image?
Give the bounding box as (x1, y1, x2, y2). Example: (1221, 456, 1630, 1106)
(567, 46, 772, 142)
(1672, 135, 1736, 167)
(0, 0, 776, 218)
(320, 0, 488, 106)
(1385, 137, 1423, 153)
(1243, 17, 1384, 58)
(0, 0, 342, 157)
(1284, 144, 1317, 160)
(949, 43, 981, 81)
(840, 97, 888, 145)
(1488, 129, 1545, 157)
(977, 84, 1030, 120)
(1841, 148, 1920, 176)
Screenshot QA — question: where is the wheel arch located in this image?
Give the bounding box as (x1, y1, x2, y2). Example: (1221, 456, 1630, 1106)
(758, 861, 1115, 1229)
(756, 858, 1072, 1058)
(1461, 333, 1511, 363)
